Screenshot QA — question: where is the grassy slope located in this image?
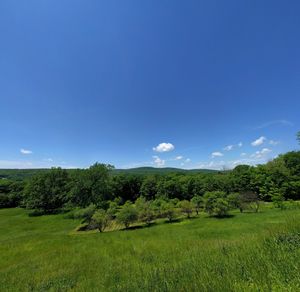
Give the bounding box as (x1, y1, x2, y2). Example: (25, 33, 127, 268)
(1, 207, 300, 291)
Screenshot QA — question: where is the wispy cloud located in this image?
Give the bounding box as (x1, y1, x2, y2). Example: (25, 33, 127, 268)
(152, 155, 165, 167)
(43, 158, 53, 162)
(180, 158, 191, 167)
(174, 156, 183, 160)
(254, 120, 293, 129)
(223, 142, 243, 152)
(251, 136, 266, 146)
(223, 145, 234, 151)
(20, 148, 33, 155)
(198, 154, 273, 170)
(250, 148, 272, 159)
(269, 140, 280, 146)
(211, 151, 224, 158)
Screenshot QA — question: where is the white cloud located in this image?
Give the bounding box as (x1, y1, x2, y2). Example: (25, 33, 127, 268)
(20, 148, 33, 155)
(178, 158, 191, 168)
(199, 160, 226, 170)
(240, 152, 247, 157)
(250, 148, 272, 159)
(224, 145, 234, 151)
(211, 151, 224, 158)
(223, 142, 242, 152)
(261, 148, 272, 154)
(152, 155, 165, 167)
(269, 140, 279, 146)
(174, 156, 183, 160)
(153, 142, 175, 153)
(198, 155, 273, 170)
(251, 136, 266, 146)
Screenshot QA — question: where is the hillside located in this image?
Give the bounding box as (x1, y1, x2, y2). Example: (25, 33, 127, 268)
(1, 206, 300, 291)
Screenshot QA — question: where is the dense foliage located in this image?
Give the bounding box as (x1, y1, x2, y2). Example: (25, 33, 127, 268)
(1, 151, 300, 224)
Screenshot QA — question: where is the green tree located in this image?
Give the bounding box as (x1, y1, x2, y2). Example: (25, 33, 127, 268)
(230, 165, 254, 193)
(191, 195, 203, 215)
(227, 193, 240, 209)
(238, 191, 260, 213)
(213, 198, 230, 217)
(69, 163, 114, 208)
(111, 174, 143, 202)
(135, 197, 155, 225)
(140, 176, 158, 200)
(91, 209, 110, 232)
(178, 200, 193, 218)
(8, 181, 25, 207)
(270, 187, 285, 209)
(107, 201, 119, 219)
(151, 198, 167, 218)
(24, 168, 70, 213)
(161, 201, 176, 222)
(116, 202, 138, 229)
(203, 191, 227, 216)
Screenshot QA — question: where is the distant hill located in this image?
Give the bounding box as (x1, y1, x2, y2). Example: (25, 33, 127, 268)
(112, 167, 218, 175)
(0, 169, 50, 181)
(0, 167, 218, 180)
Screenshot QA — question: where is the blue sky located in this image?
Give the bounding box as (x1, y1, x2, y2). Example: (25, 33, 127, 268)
(0, 0, 299, 169)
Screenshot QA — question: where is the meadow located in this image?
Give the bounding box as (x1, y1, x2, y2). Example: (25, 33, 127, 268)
(1, 205, 300, 291)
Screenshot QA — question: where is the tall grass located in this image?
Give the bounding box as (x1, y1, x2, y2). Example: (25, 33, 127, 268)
(1, 207, 300, 291)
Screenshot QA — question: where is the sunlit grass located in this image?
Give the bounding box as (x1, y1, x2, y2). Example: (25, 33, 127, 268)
(1, 205, 300, 291)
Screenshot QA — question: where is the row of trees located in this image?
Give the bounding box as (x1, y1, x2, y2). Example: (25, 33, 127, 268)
(0, 151, 300, 214)
(77, 191, 260, 232)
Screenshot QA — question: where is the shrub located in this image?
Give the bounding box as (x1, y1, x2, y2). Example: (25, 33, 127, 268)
(151, 198, 167, 218)
(204, 191, 227, 216)
(0, 194, 11, 208)
(116, 202, 138, 229)
(106, 201, 119, 219)
(66, 204, 96, 222)
(191, 195, 203, 215)
(227, 193, 240, 209)
(238, 191, 260, 213)
(178, 200, 193, 218)
(213, 198, 230, 217)
(204, 191, 230, 217)
(135, 197, 155, 225)
(161, 201, 176, 222)
(270, 187, 285, 209)
(91, 209, 110, 232)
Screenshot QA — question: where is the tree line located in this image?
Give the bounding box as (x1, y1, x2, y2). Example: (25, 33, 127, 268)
(0, 149, 299, 215)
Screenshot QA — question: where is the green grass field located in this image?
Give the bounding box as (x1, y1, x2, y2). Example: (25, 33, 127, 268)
(1, 206, 300, 291)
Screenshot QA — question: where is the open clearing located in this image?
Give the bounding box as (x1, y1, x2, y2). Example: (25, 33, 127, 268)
(1, 206, 300, 291)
